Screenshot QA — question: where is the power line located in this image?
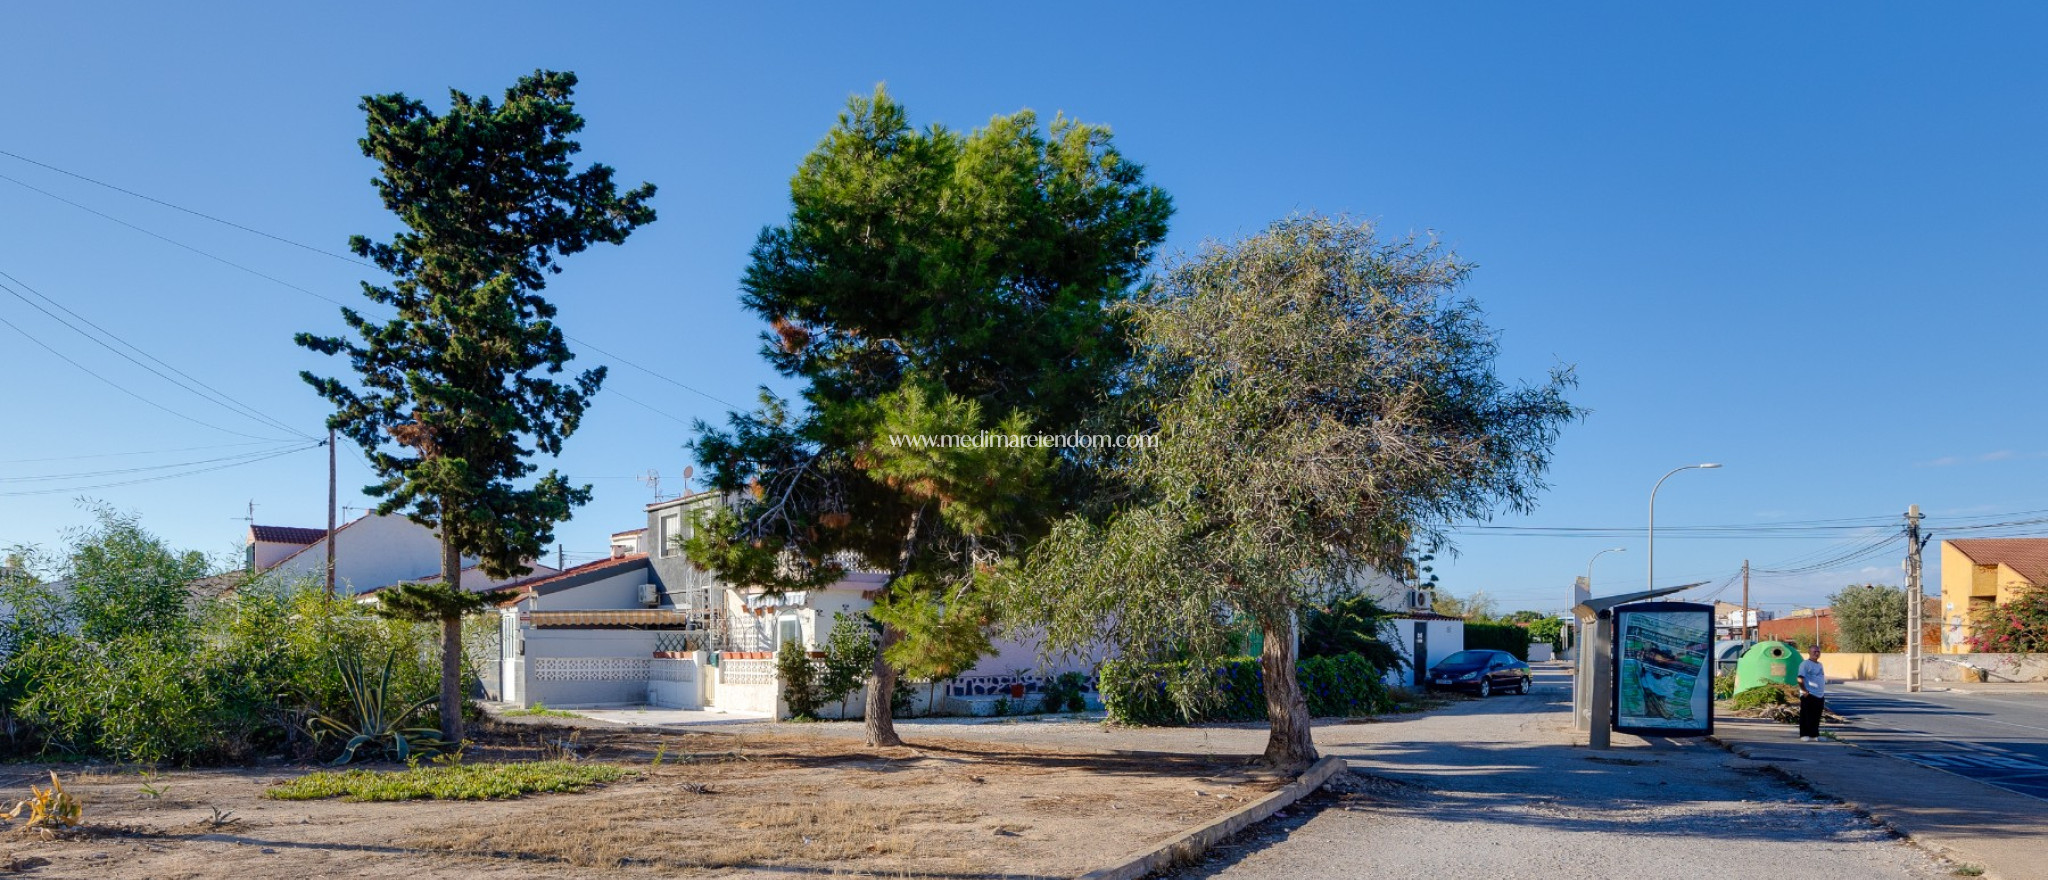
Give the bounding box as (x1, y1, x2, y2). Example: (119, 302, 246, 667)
(0, 270, 312, 439)
(0, 155, 740, 415)
(0, 310, 291, 442)
(0, 148, 371, 267)
(0, 444, 309, 483)
(0, 439, 291, 465)
(0, 442, 319, 497)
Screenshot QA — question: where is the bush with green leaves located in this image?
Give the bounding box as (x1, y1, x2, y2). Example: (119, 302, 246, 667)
(1969, 582, 2048, 653)
(1038, 671, 1090, 713)
(1100, 652, 1391, 726)
(1730, 683, 1797, 712)
(774, 639, 823, 720)
(1463, 623, 1531, 661)
(0, 510, 441, 765)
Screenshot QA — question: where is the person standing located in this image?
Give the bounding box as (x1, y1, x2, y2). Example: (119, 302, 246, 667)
(1797, 646, 1827, 741)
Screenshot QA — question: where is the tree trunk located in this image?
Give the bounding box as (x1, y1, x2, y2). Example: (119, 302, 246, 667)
(864, 623, 903, 746)
(864, 505, 927, 748)
(439, 529, 466, 745)
(1259, 610, 1318, 768)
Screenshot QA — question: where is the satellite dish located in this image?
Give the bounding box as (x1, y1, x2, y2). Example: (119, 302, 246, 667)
(682, 465, 694, 496)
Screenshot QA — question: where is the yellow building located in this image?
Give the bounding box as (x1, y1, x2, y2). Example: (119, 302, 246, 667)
(1939, 538, 2048, 653)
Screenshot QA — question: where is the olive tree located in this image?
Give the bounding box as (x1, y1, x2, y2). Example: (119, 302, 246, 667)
(1006, 215, 1580, 767)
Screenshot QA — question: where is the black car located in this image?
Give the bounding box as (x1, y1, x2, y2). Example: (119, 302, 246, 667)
(1426, 649, 1533, 697)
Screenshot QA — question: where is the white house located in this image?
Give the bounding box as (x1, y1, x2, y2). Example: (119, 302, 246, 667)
(246, 514, 557, 596)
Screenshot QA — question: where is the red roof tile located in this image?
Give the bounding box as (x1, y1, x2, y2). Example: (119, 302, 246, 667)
(250, 525, 326, 545)
(1948, 538, 2048, 586)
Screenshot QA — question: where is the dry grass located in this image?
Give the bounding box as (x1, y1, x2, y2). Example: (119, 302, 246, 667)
(0, 726, 1278, 878)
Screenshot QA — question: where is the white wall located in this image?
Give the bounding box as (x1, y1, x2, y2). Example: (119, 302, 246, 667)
(269, 514, 447, 595)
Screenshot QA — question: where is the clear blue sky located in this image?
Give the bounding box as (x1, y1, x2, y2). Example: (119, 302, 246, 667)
(4, 3, 2044, 615)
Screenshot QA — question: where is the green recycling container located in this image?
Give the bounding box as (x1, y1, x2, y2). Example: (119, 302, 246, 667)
(1734, 641, 1803, 693)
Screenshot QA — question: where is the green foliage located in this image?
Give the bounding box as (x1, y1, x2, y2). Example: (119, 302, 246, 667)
(1713, 673, 1737, 700)
(1039, 671, 1090, 713)
(1007, 216, 1579, 761)
(1300, 594, 1408, 674)
(818, 614, 879, 716)
(309, 651, 446, 765)
(266, 761, 628, 802)
(374, 581, 511, 624)
(1526, 616, 1566, 651)
(297, 70, 654, 743)
(1831, 584, 1909, 653)
(1731, 683, 1797, 711)
(1463, 623, 1532, 661)
(62, 508, 208, 642)
(1968, 582, 2048, 653)
(1099, 652, 1391, 726)
(774, 640, 823, 720)
(501, 703, 578, 719)
(689, 87, 1171, 739)
(0, 513, 440, 765)
(871, 584, 989, 688)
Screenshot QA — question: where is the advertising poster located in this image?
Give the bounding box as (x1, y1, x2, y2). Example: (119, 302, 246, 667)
(1612, 602, 1714, 736)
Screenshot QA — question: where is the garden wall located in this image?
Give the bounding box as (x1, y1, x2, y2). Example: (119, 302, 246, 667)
(1818, 651, 2048, 682)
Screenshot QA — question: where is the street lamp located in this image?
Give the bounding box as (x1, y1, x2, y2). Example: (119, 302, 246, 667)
(1648, 463, 1722, 591)
(1585, 547, 1625, 595)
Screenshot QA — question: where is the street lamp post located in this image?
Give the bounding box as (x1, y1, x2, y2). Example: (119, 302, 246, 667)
(1585, 547, 1625, 595)
(1648, 463, 1721, 591)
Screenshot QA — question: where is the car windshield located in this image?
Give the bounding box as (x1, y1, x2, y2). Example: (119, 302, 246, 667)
(1437, 651, 1492, 668)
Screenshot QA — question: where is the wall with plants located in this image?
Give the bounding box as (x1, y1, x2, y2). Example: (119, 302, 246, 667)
(1462, 622, 1531, 661)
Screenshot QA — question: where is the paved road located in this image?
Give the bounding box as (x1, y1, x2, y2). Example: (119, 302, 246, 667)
(1829, 683, 2048, 801)
(1164, 671, 1946, 880)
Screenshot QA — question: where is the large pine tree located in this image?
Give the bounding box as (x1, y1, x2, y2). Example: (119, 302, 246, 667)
(297, 70, 655, 743)
(687, 87, 1170, 746)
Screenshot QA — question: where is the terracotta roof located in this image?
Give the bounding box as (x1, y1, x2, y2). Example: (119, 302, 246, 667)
(250, 525, 326, 545)
(499, 553, 651, 602)
(610, 527, 648, 537)
(1948, 538, 2048, 586)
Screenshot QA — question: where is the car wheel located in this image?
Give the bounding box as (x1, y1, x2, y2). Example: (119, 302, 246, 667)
(1516, 677, 1530, 695)
(1478, 678, 1492, 698)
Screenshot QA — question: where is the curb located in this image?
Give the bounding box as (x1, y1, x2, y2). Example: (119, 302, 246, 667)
(1076, 755, 1348, 880)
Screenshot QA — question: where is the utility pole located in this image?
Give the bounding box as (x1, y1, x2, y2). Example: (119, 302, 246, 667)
(325, 427, 337, 597)
(557, 543, 565, 572)
(1741, 559, 1751, 642)
(1906, 504, 1927, 693)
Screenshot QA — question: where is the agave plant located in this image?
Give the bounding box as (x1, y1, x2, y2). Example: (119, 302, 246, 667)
(310, 651, 447, 765)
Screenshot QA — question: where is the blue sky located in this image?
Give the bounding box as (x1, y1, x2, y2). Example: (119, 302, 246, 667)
(3, 3, 2044, 614)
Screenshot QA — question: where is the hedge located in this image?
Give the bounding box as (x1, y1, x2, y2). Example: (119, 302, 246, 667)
(1463, 622, 1530, 661)
(1099, 652, 1391, 726)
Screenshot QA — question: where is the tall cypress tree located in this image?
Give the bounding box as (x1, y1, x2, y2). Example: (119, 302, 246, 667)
(297, 70, 655, 743)
(687, 87, 1170, 746)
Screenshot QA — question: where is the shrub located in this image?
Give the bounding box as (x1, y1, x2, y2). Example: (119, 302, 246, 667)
(1463, 623, 1530, 661)
(1713, 673, 1736, 700)
(774, 640, 822, 720)
(1731, 683, 1797, 712)
(1039, 671, 1090, 713)
(1969, 582, 2048, 653)
(1100, 652, 1390, 726)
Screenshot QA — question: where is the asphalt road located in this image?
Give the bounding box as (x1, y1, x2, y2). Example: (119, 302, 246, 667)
(1827, 685, 2048, 801)
(1166, 670, 1946, 880)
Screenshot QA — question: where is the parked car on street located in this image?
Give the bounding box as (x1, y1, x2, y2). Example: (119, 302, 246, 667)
(1426, 650, 1532, 697)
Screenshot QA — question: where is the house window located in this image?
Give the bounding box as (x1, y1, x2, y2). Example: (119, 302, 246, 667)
(658, 513, 680, 557)
(778, 614, 803, 649)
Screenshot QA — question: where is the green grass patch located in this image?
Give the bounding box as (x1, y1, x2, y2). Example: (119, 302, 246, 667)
(266, 761, 630, 802)
(499, 702, 580, 718)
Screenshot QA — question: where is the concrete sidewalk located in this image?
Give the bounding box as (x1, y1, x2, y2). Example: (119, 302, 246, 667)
(1714, 715, 2048, 880)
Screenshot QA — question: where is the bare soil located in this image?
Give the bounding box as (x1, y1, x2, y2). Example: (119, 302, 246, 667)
(0, 722, 1288, 879)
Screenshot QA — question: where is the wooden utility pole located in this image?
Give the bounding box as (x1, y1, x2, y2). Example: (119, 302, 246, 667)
(1741, 559, 1751, 641)
(1906, 504, 1926, 693)
(325, 427, 337, 596)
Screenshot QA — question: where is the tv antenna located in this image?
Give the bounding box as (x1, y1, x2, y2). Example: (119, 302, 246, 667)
(232, 499, 258, 527)
(637, 469, 662, 500)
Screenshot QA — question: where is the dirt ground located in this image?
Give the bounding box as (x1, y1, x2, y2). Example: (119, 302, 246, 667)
(0, 721, 1289, 879)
